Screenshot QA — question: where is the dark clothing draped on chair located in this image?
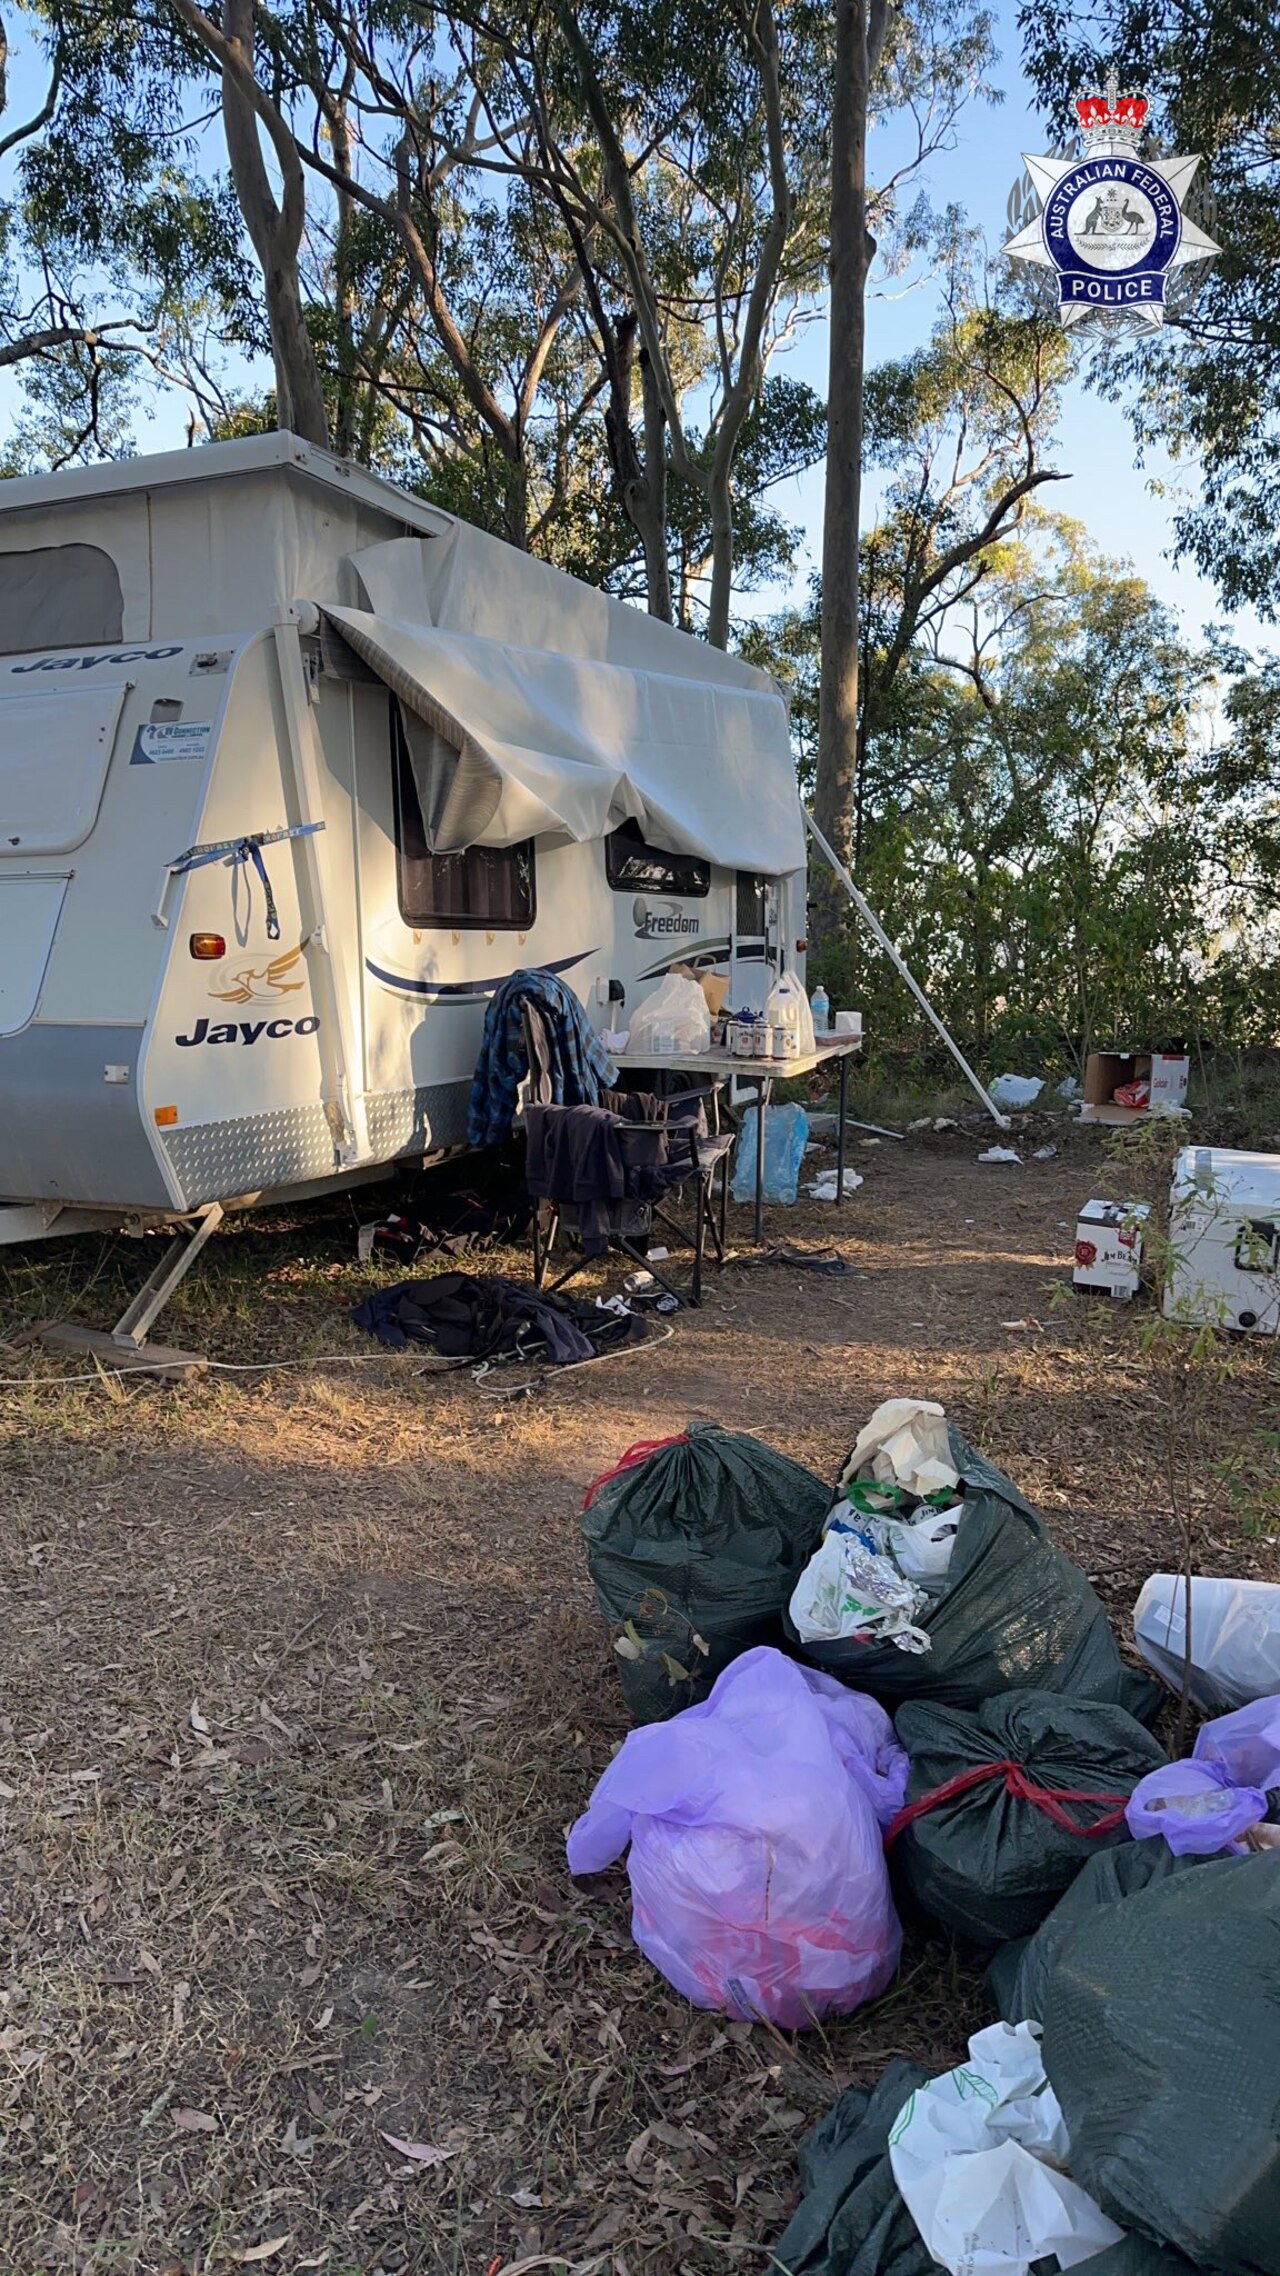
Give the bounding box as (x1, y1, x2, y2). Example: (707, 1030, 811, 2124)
(468, 969, 616, 1147)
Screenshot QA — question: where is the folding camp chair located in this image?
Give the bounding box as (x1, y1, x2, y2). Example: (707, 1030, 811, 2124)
(520, 1004, 733, 1308)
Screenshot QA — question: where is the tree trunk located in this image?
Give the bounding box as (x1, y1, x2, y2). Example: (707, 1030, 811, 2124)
(219, 0, 328, 447)
(328, 88, 359, 459)
(852, 675, 872, 871)
(707, 469, 734, 650)
(813, 0, 885, 937)
(259, 250, 329, 446)
(637, 350, 673, 622)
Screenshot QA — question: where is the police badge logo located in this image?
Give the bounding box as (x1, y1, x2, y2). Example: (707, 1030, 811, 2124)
(1003, 71, 1219, 333)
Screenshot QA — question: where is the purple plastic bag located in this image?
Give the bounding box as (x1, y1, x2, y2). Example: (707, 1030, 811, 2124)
(1194, 1693, 1280, 1791)
(566, 1645, 906, 2027)
(1126, 1692, 1280, 1855)
(1125, 1759, 1268, 1855)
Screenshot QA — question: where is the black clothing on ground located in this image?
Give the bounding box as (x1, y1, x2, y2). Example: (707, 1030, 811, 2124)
(350, 1272, 643, 1365)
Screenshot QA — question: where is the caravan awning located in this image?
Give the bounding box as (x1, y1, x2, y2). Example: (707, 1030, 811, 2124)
(321, 604, 805, 876)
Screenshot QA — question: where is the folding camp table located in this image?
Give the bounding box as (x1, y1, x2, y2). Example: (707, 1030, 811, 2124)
(611, 1034, 864, 1244)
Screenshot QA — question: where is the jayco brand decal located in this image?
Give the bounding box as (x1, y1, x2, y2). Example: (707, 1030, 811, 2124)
(11, 645, 184, 673)
(175, 1015, 320, 1047)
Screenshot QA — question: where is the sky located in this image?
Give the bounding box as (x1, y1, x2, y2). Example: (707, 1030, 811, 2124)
(760, 0, 1273, 658)
(0, 0, 1267, 659)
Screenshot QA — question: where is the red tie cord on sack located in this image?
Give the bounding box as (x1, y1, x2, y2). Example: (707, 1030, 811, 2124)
(885, 1758, 1132, 1849)
(582, 1434, 690, 1509)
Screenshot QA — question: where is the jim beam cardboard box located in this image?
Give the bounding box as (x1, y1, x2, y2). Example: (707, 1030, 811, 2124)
(1079, 1051, 1190, 1125)
(1074, 1198, 1150, 1299)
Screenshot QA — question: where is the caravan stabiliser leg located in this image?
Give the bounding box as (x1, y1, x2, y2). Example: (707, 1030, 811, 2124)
(110, 1203, 226, 1348)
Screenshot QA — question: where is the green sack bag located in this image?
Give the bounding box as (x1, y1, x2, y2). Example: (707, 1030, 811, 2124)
(771, 2059, 1192, 2276)
(582, 1424, 830, 1724)
(788, 1426, 1161, 1723)
(1041, 1853, 1280, 2274)
(890, 1691, 1166, 1946)
(985, 1838, 1206, 2023)
(770, 2062, 934, 2276)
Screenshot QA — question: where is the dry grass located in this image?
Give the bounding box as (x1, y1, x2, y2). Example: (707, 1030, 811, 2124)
(1, 1126, 1278, 2275)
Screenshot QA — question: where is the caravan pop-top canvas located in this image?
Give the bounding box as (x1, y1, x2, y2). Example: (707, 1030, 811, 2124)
(0, 432, 805, 1229)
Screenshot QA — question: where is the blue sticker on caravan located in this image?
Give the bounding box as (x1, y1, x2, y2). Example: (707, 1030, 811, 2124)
(131, 722, 214, 765)
(175, 1016, 319, 1047)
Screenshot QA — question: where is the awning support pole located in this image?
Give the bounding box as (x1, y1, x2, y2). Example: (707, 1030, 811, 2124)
(272, 606, 371, 1167)
(803, 808, 1009, 1129)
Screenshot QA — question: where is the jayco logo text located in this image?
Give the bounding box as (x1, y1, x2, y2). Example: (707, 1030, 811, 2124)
(12, 645, 184, 673)
(176, 1016, 319, 1047)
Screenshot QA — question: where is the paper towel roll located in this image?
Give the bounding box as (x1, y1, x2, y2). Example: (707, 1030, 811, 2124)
(835, 1010, 863, 1037)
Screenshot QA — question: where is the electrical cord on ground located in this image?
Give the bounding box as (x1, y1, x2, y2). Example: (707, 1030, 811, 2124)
(0, 1317, 676, 1391)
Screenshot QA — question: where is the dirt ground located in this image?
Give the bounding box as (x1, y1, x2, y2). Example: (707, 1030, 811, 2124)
(1, 1127, 1277, 2276)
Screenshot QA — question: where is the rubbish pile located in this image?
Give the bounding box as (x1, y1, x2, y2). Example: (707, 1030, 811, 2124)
(1134, 1570, 1280, 1710)
(349, 1271, 647, 1367)
(564, 1401, 1280, 2276)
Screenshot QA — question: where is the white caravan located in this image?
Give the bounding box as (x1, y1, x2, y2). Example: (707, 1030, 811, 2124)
(0, 431, 806, 1324)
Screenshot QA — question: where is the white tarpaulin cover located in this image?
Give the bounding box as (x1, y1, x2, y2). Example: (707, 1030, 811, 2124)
(322, 601, 804, 874)
(353, 528, 775, 691)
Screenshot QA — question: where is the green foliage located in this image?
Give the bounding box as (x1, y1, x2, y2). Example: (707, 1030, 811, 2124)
(758, 503, 1280, 1062)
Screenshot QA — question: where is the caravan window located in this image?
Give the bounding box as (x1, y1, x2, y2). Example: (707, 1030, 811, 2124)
(736, 872, 769, 934)
(392, 708, 535, 930)
(0, 545, 124, 653)
(605, 820, 710, 897)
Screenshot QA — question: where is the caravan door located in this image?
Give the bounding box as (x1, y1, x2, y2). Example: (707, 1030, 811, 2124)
(0, 874, 69, 1036)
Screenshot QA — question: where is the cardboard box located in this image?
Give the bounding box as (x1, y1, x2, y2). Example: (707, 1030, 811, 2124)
(1074, 1198, 1150, 1299)
(1079, 1050, 1190, 1125)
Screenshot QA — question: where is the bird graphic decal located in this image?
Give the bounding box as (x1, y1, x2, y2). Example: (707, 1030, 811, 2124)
(210, 943, 308, 1005)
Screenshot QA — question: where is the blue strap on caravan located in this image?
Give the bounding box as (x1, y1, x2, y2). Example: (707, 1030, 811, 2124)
(167, 822, 324, 942)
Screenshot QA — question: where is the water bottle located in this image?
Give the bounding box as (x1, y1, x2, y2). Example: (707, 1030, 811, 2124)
(810, 984, 830, 1035)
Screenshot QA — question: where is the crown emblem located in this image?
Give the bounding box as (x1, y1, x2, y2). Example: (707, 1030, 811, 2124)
(1075, 71, 1149, 154)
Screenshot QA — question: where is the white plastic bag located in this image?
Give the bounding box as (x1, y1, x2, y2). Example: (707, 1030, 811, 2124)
(989, 1075, 1044, 1108)
(839, 1398, 959, 1499)
(806, 1168, 865, 1199)
(628, 972, 711, 1057)
(888, 2021, 1126, 2276)
(765, 970, 815, 1055)
(790, 1523, 932, 1652)
(883, 1503, 962, 1583)
(1133, 1573, 1280, 1712)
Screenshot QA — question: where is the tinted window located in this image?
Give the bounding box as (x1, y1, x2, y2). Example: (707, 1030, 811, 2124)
(736, 872, 768, 934)
(606, 819, 710, 897)
(0, 545, 124, 653)
(393, 710, 535, 930)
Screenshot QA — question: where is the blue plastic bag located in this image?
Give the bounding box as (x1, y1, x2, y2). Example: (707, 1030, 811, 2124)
(732, 1102, 809, 1204)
